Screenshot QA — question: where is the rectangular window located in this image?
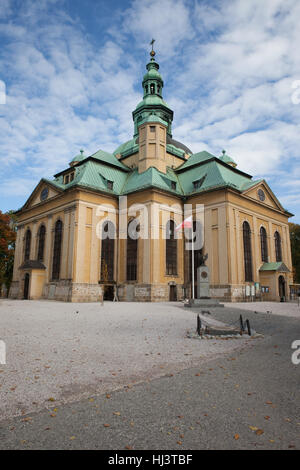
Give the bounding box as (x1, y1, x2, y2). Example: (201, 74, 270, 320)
(171, 181, 176, 190)
(107, 180, 113, 190)
(150, 126, 156, 133)
(70, 172, 74, 182)
(65, 175, 69, 184)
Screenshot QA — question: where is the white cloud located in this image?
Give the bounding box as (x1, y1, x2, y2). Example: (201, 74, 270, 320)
(0, 0, 300, 221)
(121, 0, 194, 58)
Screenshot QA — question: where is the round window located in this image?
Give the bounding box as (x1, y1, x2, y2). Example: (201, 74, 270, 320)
(40, 187, 49, 201)
(258, 189, 265, 201)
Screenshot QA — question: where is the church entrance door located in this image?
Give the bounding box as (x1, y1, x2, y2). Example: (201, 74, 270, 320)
(278, 275, 286, 301)
(169, 285, 177, 301)
(104, 285, 114, 301)
(24, 273, 30, 300)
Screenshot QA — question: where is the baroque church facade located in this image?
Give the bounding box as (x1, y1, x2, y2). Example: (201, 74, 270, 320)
(10, 48, 293, 302)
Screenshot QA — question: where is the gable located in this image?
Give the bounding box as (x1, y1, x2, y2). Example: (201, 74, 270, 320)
(242, 180, 284, 212)
(22, 179, 63, 210)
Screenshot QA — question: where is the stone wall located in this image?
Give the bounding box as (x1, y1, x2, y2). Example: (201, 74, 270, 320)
(42, 281, 103, 302)
(8, 281, 22, 299)
(117, 283, 184, 302)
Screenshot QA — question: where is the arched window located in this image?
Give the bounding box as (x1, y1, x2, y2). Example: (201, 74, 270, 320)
(243, 221, 253, 282)
(150, 83, 155, 94)
(166, 220, 177, 275)
(101, 221, 115, 281)
(127, 220, 139, 281)
(37, 225, 46, 261)
(24, 229, 31, 261)
(260, 226, 268, 262)
(274, 231, 282, 262)
(52, 220, 63, 280)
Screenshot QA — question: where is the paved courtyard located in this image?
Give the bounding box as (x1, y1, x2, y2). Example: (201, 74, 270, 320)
(0, 300, 252, 421)
(224, 301, 300, 318)
(0, 300, 299, 449)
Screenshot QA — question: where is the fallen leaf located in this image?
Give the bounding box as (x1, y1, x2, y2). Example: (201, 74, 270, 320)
(103, 423, 110, 428)
(265, 401, 273, 405)
(70, 436, 76, 440)
(255, 429, 264, 435)
(249, 426, 258, 431)
(113, 412, 121, 416)
(50, 413, 56, 418)
(264, 416, 270, 420)
(48, 397, 55, 402)
(177, 441, 182, 445)
(106, 394, 111, 399)
(125, 445, 133, 450)
(234, 434, 240, 440)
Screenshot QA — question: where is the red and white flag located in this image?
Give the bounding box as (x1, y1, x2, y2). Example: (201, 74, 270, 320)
(175, 215, 193, 231)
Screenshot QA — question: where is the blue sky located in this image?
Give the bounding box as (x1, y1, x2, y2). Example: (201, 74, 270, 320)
(0, 0, 300, 221)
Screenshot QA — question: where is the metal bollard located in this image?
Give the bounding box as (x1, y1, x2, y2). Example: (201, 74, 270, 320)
(246, 319, 251, 336)
(197, 314, 202, 336)
(239, 314, 244, 332)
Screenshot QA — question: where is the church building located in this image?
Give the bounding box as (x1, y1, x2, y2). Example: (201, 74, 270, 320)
(9, 47, 293, 302)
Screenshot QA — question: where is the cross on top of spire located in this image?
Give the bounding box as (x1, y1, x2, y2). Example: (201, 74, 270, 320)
(150, 38, 156, 58)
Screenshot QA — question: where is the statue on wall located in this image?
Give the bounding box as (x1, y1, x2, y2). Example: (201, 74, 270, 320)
(199, 253, 208, 266)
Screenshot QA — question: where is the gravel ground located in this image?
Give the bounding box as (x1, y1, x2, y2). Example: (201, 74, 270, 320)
(0, 300, 252, 421)
(0, 302, 299, 450)
(224, 301, 300, 318)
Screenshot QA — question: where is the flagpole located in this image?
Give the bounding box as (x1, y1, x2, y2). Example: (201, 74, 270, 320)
(191, 224, 195, 300)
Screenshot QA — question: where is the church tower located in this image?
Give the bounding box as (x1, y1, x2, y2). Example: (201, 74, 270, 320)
(132, 43, 174, 174)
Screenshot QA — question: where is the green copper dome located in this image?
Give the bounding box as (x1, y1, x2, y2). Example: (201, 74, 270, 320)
(135, 94, 171, 110)
(219, 150, 237, 168)
(70, 149, 86, 166)
(143, 66, 163, 82)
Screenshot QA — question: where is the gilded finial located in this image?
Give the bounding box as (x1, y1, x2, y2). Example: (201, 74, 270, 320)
(150, 38, 156, 57)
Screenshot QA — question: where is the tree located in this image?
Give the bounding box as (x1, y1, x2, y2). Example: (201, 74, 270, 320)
(289, 223, 300, 283)
(0, 210, 16, 296)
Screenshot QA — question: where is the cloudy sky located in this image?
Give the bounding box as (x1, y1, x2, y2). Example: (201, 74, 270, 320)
(0, 0, 300, 221)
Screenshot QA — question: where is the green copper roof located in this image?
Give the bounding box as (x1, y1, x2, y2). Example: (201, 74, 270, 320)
(122, 167, 183, 195)
(177, 151, 215, 171)
(135, 95, 171, 111)
(89, 149, 129, 170)
(259, 262, 290, 272)
(138, 115, 168, 127)
(52, 159, 128, 194)
(113, 139, 138, 157)
(39, 146, 284, 208)
(177, 158, 256, 195)
(113, 136, 189, 160)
